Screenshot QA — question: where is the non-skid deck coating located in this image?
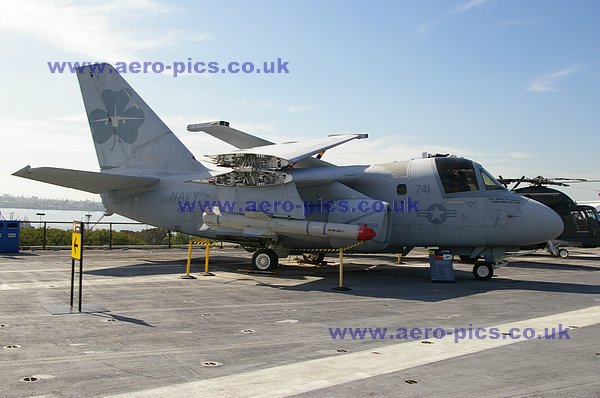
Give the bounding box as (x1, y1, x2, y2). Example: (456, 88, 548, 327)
(1, 247, 599, 397)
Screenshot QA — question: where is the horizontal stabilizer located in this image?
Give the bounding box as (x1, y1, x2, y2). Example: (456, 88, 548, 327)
(13, 166, 160, 194)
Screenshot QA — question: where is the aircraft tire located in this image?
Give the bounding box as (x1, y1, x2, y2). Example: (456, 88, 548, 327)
(303, 253, 325, 265)
(559, 249, 569, 258)
(473, 261, 494, 281)
(252, 249, 279, 271)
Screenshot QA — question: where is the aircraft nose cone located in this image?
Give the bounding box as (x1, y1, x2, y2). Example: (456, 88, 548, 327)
(517, 199, 564, 245)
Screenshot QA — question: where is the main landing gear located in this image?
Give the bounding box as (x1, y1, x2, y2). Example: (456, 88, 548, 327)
(250, 247, 327, 271)
(251, 248, 279, 271)
(302, 253, 325, 265)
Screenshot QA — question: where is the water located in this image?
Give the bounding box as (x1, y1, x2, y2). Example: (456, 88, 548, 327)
(0, 208, 149, 231)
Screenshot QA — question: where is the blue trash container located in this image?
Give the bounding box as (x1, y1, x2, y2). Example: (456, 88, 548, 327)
(0, 220, 21, 253)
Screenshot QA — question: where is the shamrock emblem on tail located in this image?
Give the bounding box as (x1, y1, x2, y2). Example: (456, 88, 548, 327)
(88, 88, 145, 148)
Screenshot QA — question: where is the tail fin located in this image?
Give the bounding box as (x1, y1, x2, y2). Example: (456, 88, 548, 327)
(76, 63, 207, 175)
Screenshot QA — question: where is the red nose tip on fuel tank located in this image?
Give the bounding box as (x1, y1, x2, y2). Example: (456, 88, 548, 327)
(357, 224, 376, 241)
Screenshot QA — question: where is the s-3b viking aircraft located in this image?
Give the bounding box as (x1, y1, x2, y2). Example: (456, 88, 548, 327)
(13, 63, 563, 280)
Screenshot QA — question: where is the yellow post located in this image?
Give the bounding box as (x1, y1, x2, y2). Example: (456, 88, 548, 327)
(186, 241, 193, 275)
(332, 248, 350, 290)
(204, 243, 210, 273)
(203, 240, 215, 276)
(180, 240, 196, 279)
(339, 248, 344, 288)
(398, 253, 401, 264)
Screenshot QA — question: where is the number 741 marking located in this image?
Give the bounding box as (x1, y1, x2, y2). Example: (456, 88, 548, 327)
(416, 184, 431, 194)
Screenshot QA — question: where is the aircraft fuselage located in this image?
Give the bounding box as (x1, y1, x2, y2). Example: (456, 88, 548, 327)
(101, 156, 562, 259)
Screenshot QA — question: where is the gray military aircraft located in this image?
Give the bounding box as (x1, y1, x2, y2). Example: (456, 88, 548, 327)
(13, 63, 563, 280)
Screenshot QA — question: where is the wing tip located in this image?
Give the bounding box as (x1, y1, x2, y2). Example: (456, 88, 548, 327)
(12, 165, 32, 177)
(187, 120, 230, 132)
(327, 133, 368, 139)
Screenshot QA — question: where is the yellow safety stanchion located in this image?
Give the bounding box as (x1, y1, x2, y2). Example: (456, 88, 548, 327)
(332, 247, 351, 291)
(203, 242, 214, 276)
(182, 239, 218, 278)
(292, 240, 364, 290)
(339, 248, 343, 286)
(180, 241, 196, 279)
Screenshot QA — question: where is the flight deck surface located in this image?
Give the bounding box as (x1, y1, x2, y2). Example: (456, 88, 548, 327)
(1, 247, 599, 397)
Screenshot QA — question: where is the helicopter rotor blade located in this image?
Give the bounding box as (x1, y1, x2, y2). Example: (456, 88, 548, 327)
(497, 175, 600, 189)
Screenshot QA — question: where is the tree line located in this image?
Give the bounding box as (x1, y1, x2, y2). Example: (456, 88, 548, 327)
(20, 226, 194, 247)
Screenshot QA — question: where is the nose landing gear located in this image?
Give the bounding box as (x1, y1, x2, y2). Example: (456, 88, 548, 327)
(473, 260, 494, 280)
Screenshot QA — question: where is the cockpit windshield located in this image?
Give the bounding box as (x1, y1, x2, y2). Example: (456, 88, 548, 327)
(480, 169, 506, 190)
(435, 157, 480, 193)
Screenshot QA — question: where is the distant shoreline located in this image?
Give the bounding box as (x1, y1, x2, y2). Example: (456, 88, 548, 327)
(1, 194, 105, 212)
(2, 204, 106, 211)
(0, 207, 142, 230)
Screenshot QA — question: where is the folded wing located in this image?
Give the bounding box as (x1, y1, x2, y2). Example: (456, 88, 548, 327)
(188, 120, 366, 167)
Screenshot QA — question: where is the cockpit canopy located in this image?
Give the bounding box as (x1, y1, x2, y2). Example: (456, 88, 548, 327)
(434, 157, 505, 194)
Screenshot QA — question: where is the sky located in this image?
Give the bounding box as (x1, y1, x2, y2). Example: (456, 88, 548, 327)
(0, 0, 599, 203)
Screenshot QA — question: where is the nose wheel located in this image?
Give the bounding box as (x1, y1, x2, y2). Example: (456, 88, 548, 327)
(473, 260, 494, 281)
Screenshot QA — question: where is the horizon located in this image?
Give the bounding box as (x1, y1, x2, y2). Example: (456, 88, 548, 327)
(1, 0, 599, 202)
